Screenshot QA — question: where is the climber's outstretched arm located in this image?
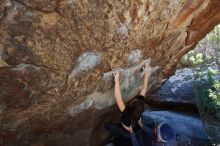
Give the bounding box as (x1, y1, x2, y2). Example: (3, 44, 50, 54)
(113, 71, 125, 112)
(140, 63, 150, 97)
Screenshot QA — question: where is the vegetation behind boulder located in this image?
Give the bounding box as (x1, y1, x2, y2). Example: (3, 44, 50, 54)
(180, 25, 220, 144)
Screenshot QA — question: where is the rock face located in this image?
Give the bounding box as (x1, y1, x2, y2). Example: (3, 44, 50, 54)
(0, 0, 220, 146)
(151, 68, 196, 104)
(150, 66, 220, 143)
(142, 111, 210, 145)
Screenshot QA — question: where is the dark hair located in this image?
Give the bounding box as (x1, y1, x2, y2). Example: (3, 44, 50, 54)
(127, 95, 145, 131)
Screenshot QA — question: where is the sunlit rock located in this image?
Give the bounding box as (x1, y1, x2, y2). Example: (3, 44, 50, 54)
(0, 0, 219, 146)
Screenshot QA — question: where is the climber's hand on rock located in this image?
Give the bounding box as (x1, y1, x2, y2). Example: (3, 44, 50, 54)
(143, 63, 151, 76)
(113, 71, 120, 82)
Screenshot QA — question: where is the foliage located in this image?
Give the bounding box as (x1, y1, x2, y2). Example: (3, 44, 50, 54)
(180, 25, 220, 68)
(195, 82, 220, 121)
(181, 25, 220, 122)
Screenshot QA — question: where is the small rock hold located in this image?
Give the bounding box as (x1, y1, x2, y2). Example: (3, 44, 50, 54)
(128, 49, 142, 66)
(77, 52, 101, 72)
(96, 71, 114, 93)
(0, 57, 10, 67)
(67, 0, 76, 5)
(117, 23, 129, 36)
(68, 52, 101, 80)
(67, 99, 93, 117)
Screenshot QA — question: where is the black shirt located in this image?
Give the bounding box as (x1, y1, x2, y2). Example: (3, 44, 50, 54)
(121, 106, 131, 127)
(121, 95, 145, 130)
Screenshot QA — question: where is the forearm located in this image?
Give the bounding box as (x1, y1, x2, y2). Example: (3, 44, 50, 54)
(140, 73, 149, 96)
(114, 80, 125, 112)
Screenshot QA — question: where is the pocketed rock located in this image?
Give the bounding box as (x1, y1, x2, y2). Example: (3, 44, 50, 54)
(0, 0, 220, 146)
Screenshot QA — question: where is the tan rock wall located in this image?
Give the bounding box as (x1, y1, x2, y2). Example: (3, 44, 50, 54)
(0, 0, 220, 146)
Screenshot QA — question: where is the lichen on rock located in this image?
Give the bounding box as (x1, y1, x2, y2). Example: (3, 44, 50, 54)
(0, 0, 220, 146)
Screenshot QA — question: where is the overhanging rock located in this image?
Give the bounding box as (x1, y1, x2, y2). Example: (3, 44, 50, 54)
(0, 0, 220, 146)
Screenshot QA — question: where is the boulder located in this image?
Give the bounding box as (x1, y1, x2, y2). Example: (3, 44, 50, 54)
(0, 0, 220, 146)
(142, 111, 210, 145)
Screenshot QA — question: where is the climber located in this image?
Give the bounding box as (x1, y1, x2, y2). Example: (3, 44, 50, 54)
(104, 63, 176, 146)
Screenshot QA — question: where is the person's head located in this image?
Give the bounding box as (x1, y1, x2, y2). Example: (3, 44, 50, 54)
(156, 123, 175, 143)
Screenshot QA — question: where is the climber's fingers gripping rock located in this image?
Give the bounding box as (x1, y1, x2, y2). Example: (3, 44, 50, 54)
(113, 71, 120, 82)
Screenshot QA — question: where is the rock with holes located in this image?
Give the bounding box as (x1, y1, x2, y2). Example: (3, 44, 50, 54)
(128, 49, 142, 66)
(0, 0, 220, 146)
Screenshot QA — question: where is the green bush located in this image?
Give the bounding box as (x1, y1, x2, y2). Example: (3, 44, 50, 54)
(182, 25, 220, 123)
(196, 82, 220, 121)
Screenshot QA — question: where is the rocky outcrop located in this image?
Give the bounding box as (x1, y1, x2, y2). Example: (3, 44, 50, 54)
(149, 65, 220, 144)
(150, 68, 196, 104)
(0, 0, 220, 146)
(141, 111, 210, 145)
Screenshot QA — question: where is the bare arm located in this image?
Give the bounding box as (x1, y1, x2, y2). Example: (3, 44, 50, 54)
(122, 124, 141, 146)
(140, 63, 150, 96)
(113, 71, 125, 112)
(138, 118, 143, 128)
